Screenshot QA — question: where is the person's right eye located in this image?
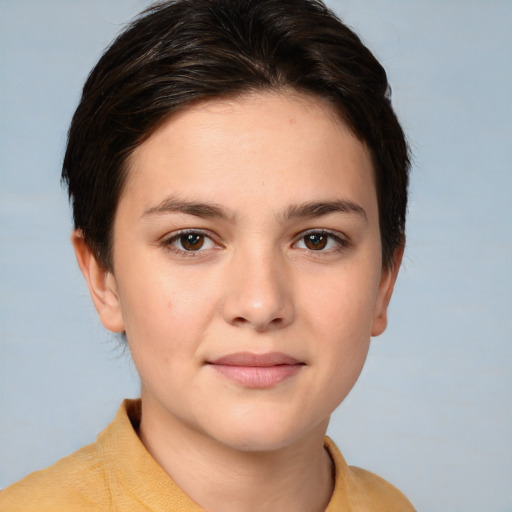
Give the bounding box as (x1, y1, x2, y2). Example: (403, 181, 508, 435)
(161, 229, 219, 256)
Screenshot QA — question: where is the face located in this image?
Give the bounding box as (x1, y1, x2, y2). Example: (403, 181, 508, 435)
(76, 92, 400, 452)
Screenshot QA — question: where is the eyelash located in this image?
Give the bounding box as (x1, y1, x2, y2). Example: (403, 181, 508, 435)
(160, 228, 349, 257)
(161, 229, 220, 257)
(293, 229, 349, 253)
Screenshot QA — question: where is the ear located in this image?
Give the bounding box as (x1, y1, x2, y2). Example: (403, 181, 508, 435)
(371, 245, 404, 337)
(72, 230, 125, 333)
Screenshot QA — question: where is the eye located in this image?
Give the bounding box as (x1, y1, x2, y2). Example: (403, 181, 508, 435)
(163, 230, 218, 254)
(294, 230, 347, 252)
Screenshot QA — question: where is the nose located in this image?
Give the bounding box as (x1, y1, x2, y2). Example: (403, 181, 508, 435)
(221, 247, 295, 332)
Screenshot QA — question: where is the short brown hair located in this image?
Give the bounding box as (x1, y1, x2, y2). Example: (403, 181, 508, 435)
(62, 0, 409, 270)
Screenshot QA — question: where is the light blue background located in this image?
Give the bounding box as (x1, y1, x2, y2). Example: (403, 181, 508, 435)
(1, 1, 511, 510)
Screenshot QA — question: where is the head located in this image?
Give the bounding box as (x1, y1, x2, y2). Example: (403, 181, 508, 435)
(64, 0, 410, 451)
(63, 0, 409, 273)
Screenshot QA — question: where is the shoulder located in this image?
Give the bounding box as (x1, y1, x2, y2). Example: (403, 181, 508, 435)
(0, 400, 145, 512)
(345, 466, 416, 511)
(0, 438, 109, 512)
(325, 437, 415, 511)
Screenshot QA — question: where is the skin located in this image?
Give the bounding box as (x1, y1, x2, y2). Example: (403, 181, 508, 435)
(73, 91, 402, 512)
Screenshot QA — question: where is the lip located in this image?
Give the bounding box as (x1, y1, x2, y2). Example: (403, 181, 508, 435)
(207, 352, 304, 389)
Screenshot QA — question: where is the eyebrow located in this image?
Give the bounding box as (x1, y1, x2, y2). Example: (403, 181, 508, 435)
(282, 200, 367, 223)
(143, 196, 233, 220)
(142, 196, 367, 223)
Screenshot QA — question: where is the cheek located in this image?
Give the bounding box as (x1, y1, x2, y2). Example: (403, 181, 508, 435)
(302, 265, 381, 335)
(117, 266, 220, 357)
(299, 262, 380, 387)
(118, 277, 170, 337)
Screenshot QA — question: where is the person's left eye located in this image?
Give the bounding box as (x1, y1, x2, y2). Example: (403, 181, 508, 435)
(294, 230, 347, 252)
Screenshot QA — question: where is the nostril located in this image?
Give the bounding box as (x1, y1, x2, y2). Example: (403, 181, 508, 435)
(221, 283, 294, 331)
(231, 315, 285, 330)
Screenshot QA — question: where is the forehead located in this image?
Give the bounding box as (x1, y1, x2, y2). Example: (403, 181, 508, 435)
(121, 91, 377, 219)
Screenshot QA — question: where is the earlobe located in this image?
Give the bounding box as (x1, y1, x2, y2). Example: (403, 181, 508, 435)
(371, 246, 404, 337)
(71, 230, 125, 333)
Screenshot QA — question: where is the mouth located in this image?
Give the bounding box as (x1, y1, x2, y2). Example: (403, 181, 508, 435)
(207, 352, 305, 389)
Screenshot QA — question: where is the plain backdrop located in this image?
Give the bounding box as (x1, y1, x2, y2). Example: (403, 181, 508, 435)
(1, 1, 511, 510)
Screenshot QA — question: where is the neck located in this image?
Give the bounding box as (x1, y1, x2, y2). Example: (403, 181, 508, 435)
(138, 396, 334, 512)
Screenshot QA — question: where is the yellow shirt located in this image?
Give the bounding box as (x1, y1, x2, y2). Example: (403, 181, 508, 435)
(0, 400, 415, 511)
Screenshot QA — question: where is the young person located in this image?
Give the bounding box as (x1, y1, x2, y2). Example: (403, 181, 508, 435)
(1, 0, 415, 510)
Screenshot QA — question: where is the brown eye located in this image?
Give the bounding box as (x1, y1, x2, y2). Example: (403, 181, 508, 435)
(303, 233, 328, 250)
(164, 230, 218, 255)
(180, 233, 205, 251)
(295, 231, 347, 253)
